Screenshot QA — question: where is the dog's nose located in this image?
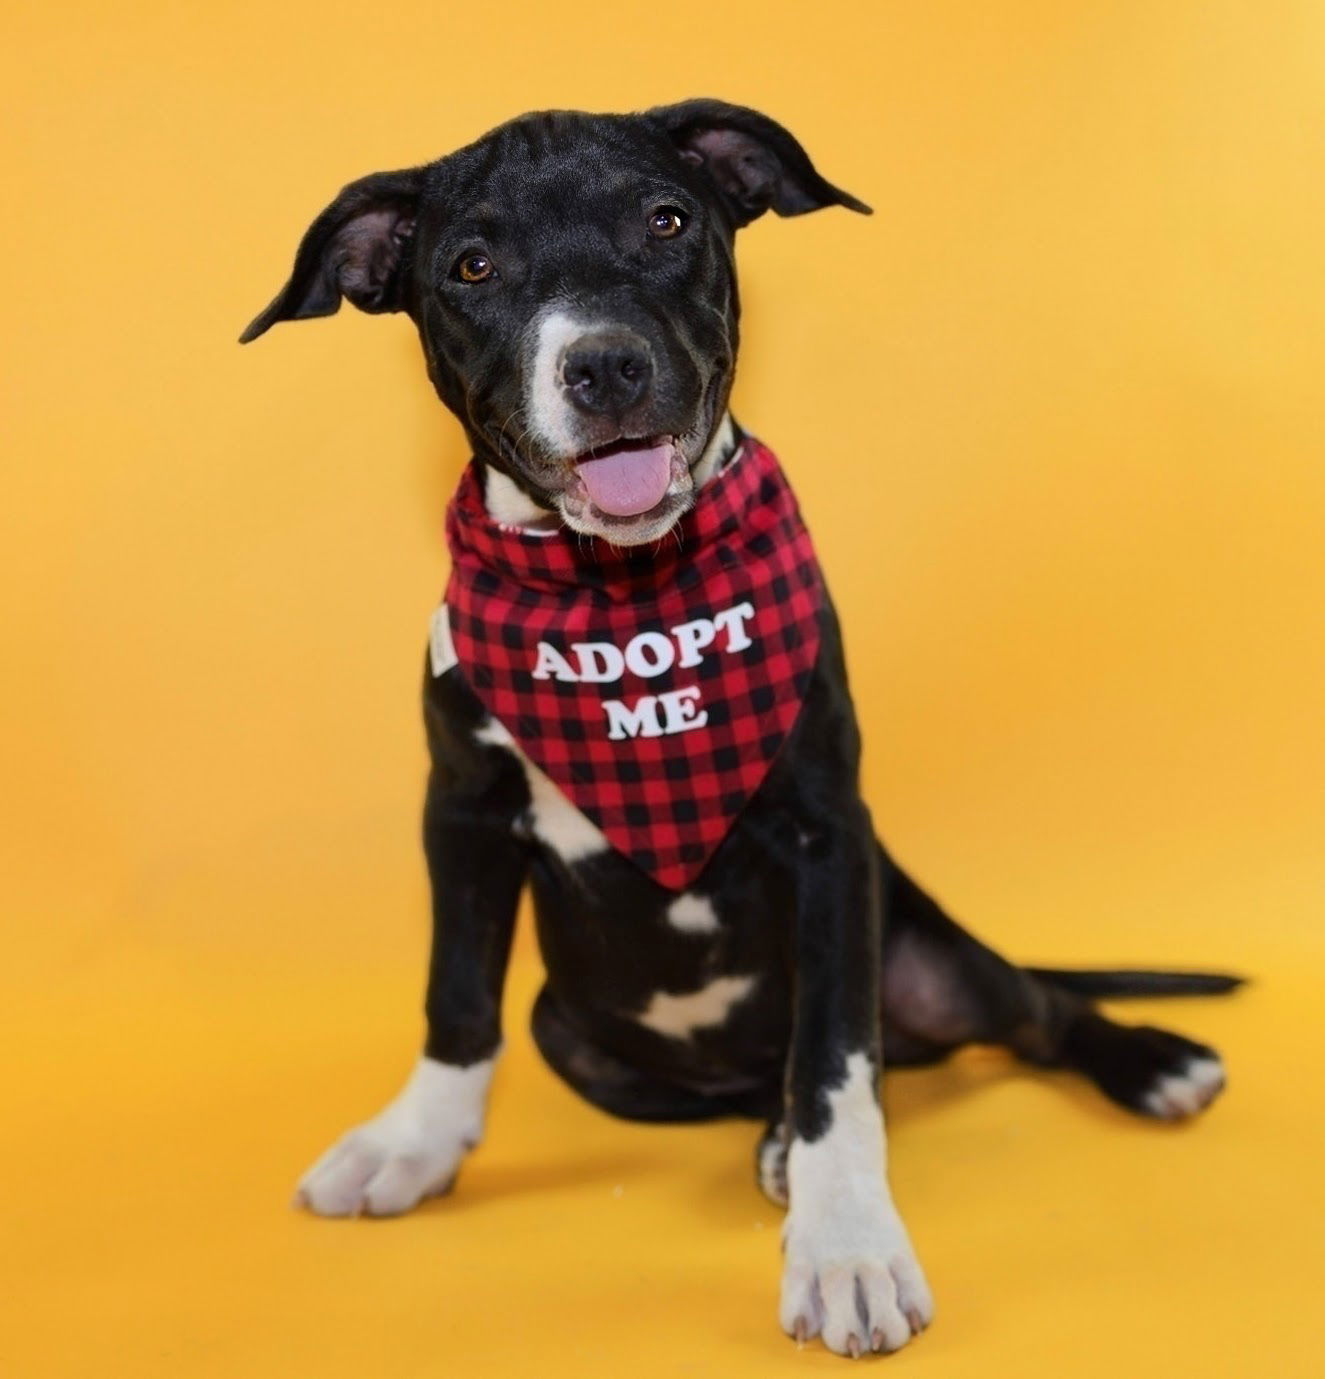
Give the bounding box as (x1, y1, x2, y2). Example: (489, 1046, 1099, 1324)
(561, 333, 653, 417)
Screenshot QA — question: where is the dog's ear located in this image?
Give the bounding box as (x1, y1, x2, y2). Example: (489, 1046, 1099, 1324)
(239, 167, 427, 343)
(647, 99, 871, 228)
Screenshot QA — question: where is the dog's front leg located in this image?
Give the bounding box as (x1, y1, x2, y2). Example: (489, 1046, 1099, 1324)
(779, 798, 933, 1356)
(296, 764, 527, 1218)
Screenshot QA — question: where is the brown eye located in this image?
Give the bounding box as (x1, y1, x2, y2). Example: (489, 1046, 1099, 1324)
(455, 253, 494, 283)
(647, 206, 687, 239)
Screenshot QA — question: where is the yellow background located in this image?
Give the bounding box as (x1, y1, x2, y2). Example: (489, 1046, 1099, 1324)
(5, 1, 1324, 1374)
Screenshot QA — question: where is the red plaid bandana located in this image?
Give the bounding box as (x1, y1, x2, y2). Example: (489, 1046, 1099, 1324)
(442, 435, 824, 889)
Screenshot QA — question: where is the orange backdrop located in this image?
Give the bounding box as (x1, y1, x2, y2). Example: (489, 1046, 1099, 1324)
(5, 2, 1323, 1375)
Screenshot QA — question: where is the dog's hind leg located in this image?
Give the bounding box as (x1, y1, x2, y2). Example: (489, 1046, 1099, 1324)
(879, 848, 1231, 1120)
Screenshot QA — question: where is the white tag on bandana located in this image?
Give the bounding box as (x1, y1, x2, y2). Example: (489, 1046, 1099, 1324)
(429, 604, 458, 678)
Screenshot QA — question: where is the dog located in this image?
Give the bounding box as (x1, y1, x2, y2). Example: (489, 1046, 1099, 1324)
(241, 99, 1240, 1358)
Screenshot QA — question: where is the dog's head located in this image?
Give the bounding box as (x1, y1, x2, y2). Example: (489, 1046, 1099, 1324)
(242, 100, 868, 545)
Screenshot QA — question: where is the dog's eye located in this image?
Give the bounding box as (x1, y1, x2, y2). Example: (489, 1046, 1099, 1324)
(647, 206, 687, 240)
(454, 253, 495, 283)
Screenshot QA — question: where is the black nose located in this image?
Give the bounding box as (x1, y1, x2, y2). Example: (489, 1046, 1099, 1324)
(561, 333, 653, 417)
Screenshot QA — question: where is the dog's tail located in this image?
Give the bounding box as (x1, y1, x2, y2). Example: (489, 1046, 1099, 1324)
(1026, 966, 1246, 998)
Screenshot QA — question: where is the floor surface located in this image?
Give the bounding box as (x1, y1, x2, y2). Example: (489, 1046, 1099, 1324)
(7, 874, 1320, 1378)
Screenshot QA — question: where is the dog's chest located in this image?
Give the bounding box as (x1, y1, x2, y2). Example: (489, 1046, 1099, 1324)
(474, 715, 613, 863)
(475, 710, 794, 1037)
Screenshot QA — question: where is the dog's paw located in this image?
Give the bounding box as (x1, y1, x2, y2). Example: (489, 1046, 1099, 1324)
(1141, 1050, 1226, 1120)
(294, 1123, 466, 1217)
(780, 1204, 933, 1357)
(756, 1121, 789, 1207)
(294, 1056, 494, 1218)
(1087, 1025, 1227, 1122)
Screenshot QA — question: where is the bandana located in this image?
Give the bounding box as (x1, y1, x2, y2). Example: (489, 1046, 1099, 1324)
(441, 435, 824, 889)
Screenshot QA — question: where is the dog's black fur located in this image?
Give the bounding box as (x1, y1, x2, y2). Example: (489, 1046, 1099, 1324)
(243, 101, 1241, 1356)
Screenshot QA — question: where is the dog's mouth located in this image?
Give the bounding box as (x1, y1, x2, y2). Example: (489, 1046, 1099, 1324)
(569, 437, 687, 515)
(555, 434, 694, 543)
(487, 366, 728, 545)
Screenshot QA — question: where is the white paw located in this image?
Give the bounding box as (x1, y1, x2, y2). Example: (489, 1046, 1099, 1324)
(1143, 1054, 1226, 1120)
(778, 1053, 933, 1356)
(780, 1203, 933, 1357)
(294, 1056, 494, 1218)
(295, 1123, 466, 1217)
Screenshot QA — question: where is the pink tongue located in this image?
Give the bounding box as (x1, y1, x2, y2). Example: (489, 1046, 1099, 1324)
(576, 442, 672, 517)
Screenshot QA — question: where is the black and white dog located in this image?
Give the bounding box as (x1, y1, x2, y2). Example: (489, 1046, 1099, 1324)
(242, 100, 1239, 1358)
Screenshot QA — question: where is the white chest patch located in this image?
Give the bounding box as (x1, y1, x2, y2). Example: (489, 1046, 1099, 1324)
(429, 605, 458, 677)
(474, 717, 610, 862)
(634, 973, 756, 1040)
(666, 892, 721, 934)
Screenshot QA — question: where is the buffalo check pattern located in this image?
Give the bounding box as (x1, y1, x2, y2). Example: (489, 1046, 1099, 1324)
(443, 435, 824, 889)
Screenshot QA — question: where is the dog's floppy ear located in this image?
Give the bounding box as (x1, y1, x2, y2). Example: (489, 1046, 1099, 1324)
(647, 98, 871, 228)
(239, 167, 427, 343)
